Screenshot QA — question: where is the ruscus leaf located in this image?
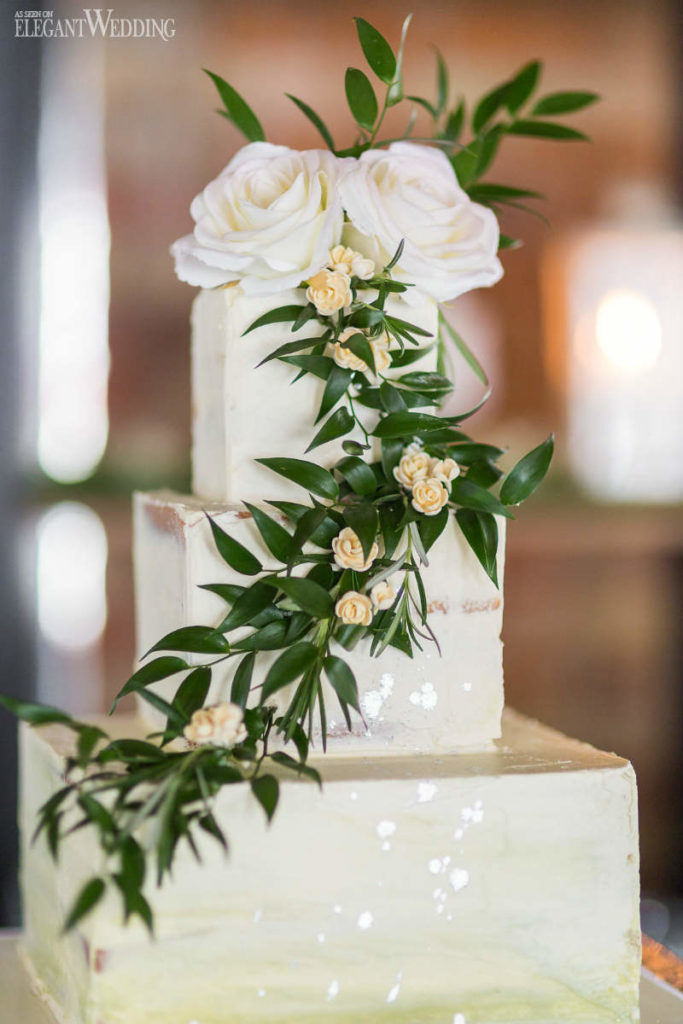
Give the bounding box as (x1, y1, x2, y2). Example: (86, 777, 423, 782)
(63, 877, 106, 932)
(345, 67, 378, 130)
(354, 18, 396, 84)
(500, 434, 554, 505)
(244, 503, 292, 563)
(455, 508, 499, 587)
(306, 407, 355, 453)
(323, 655, 361, 712)
(261, 643, 319, 701)
(204, 70, 265, 142)
(207, 515, 262, 576)
(531, 90, 598, 116)
(257, 457, 339, 501)
(251, 774, 279, 823)
(286, 94, 335, 149)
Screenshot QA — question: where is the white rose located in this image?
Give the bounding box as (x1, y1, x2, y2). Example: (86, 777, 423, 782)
(332, 527, 379, 571)
(335, 590, 373, 626)
(339, 142, 502, 303)
(171, 143, 350, 295)
(370, 580, 396, 610)
(411, 477, 449, 516)
(183, 703, 247, 748)
(306, 268, 351, 315)
(331, 329, 391, 374)
(429, 457, 460, 484)
(393, 448, 431, 489)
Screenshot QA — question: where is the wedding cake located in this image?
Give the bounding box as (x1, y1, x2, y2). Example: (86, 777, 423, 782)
(12, 18, 640, 1024)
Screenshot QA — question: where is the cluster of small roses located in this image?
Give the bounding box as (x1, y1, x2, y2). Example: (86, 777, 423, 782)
(305, 243, 375, 315)
(393, 443, 461, 516)
(330, 526, 396, 627)
(184, 701, 247, 748)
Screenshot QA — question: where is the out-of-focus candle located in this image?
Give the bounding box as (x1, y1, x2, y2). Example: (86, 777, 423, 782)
(543, 185, 683, 503)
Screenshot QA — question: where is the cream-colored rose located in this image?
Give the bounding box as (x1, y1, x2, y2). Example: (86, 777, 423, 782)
(183, 703, 247, 748)
(411, 477, 449, 516)
(328, 244, 375, 280)
(370, 580, 396, 611)
(306, 269, 352, 315)
(429, 457, 460, 485)
(332, 527, 379, 571)
(331, 329, 391, 374)
(339, 142, 502, 304)
(335, 590, 373, 626)
(171, 143, 351, 294)
(393, 448, 432, 489)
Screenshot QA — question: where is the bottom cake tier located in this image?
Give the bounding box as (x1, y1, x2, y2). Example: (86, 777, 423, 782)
(19, 710, 640, 1024)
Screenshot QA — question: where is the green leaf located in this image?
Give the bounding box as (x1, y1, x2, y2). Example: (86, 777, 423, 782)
(243, 304, 309, 336)
(119, 836, 146, 892)
(450, 477, 514, 519)
(468, 183, 543, 203)
(316, 364, 353, 423)
(349, 305, 386, 330)
(532, 90, 598, 116)
(172, 666, 211, 722)
(417, 507, 449, 553)
(407, 94, 437, 118)
(261, 642, 319, 701)
(286, 94, 335, 149)
(449, 442, 504, 466)
(282, 354, 334, 381)
(244, 503, 292, 563)
(455, 508, 499, 587)
(355, 18, 396, 84)
(475, 125, 504, 178)
(342, 439, 370, 456)
(256, 334, 327, 367)
(372, 410, 449, 439)
(389, 342, 436, 368)
(499, 234, 522, 251)
(233, 620, 289, 652)
(205, 70, 265, 142)
(435, 48, 448, 116)
(440, 313, 488, 386)
(473, 81, 511, 133)
(345, 67, 378, 130)
(269, 750, 322, 786)
(384, 313, 433, 338)
(346, 332, 377, 373)
(499, 434, 554, 505)
(63, 877, 106, 932)
(336, 456, 377, 496)
(0, 696, 74, 727)
(137, 689, 186, 728)
(381, 438, 403, 482)
(466, 459, 504, 488)
(504, 61, 542, 114)
(306, 407, 355, 453)
(386, 13, 412, 106)
(343, 503, 379, 562)
(384, 238, 405, 273)
(507, 120, 588, 141)
(380, 381, 408, 413)
(263, 576, 334, 619)
(397, 371, 453, 395)
(198, 582, 244, 605)
(219, 581, 274, 632)
(198, 813, 229, 851)
(444, 99, 465, 141)
(257, 457, 339, 501)
(113, 657, 188, 707)
(323, 655, 360, 712)
(148, 626, 229, 656)
(251, 774, 279, 823)
(231, 651, 255, 707)
(207, 515, 262, 576)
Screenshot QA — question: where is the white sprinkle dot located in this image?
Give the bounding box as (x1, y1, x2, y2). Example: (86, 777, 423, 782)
(449, 868, 470, 893)
(317, 932, 325, 944)
(350, 791, 358, 801)
(333, 904, 342, 914)
(326, 980, 339, 1001)
(386, 970, 403, 1004)
(253, 909, 262, 923)
(257, 989, 266, 998)
(382, 841, 391, 852)
(377, 820, 396, 840)
(417, 781, 438, 803)
(357, 911, 374, 930)
(463, 682, 472, 692)
(428, 858, 443, 875)
(454, 828, 464, 840)
(454, 1015, 467, 1024)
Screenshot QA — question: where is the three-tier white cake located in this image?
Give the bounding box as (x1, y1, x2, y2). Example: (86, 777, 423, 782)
(18, 282, 641, 1023)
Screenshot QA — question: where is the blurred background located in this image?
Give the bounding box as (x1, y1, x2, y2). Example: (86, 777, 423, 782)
(0, 0, 681, 949)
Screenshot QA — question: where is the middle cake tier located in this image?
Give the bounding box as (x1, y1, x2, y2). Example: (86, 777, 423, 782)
(133, 490, 505, 753)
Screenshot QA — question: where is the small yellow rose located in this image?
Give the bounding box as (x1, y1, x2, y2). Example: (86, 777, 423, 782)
(393, 448, 432, 489)
(429, 457, 460, 485)
(332, 327, 369, 371)
(335, 590, 373, 626)
(306, 269, 352, 316)
(183, 702, 247, 748)
(371, 335, 392, 373)
(370, 580, 396, 611)
(332, 526, 379, 571)
(411, 477, 449, 516)
(328, 245, 375, 280)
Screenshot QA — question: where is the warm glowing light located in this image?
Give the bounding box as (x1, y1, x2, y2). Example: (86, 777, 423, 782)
(595, 289, 662, 372)
(38, 43, 110, 483)
(37, 503, 108, 651)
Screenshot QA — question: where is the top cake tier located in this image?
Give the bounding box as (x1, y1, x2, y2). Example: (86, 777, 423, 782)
(191, 286, 438, 503)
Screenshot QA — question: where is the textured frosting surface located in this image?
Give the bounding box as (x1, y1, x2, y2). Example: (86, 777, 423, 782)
(191, 286, 439, 502)
(133, 490, 505, 752)
(20, 711, 641, 1024)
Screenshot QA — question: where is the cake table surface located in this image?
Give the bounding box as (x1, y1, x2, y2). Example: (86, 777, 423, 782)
(1, 932, 681, 1023)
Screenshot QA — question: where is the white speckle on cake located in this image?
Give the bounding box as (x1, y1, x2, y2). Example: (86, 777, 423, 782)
(454, 827, 464, 840)
(454, 1014, 466, 1024)
(449, 868, 470, 892)
(361, 674, 394, 720)
(409, 682, 438, 710)
(386, 970, 403, 1003)
(463, 682, 472, 692)
(428, 858, 443, 875)
(257, 989, 266, 998)
(377, 820, 396, 840)
(381, 841, 392, 852)
(326, 980, 339, 1001)
(350, 791, 358, 801)
(417, 781, 438, 803)
(253, 909, 262, 924)
(317, 932, 325, 944)
(357, 911, 374, 930)
(333, 904, 342, 914)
